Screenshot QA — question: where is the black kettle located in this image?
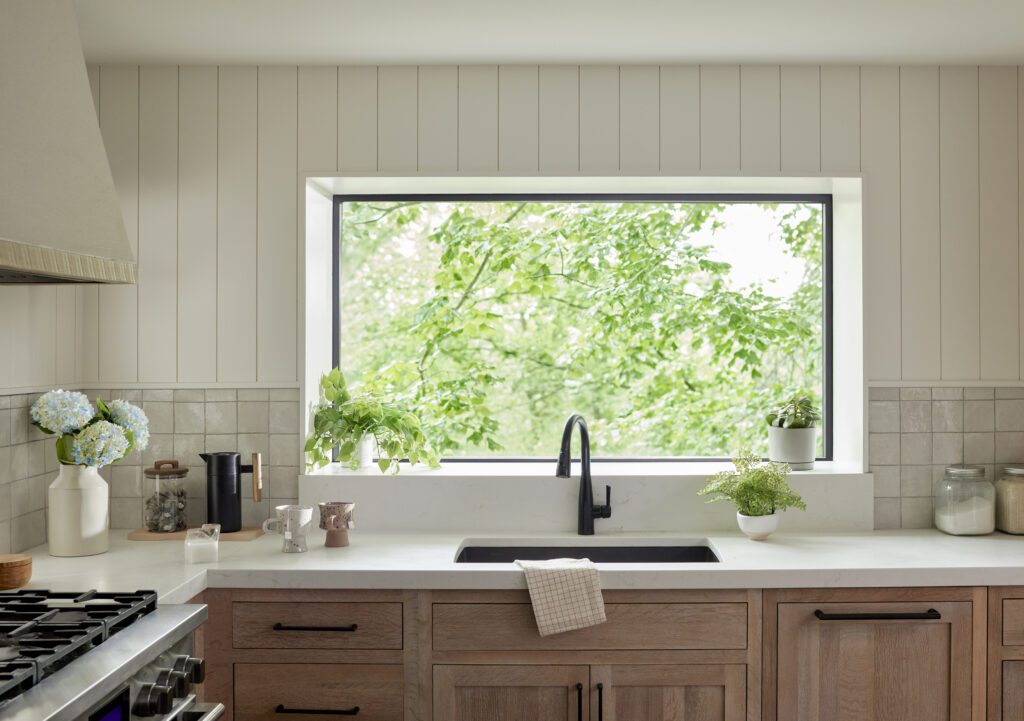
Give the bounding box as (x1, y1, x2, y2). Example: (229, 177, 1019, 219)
(199, 452, 262, 533)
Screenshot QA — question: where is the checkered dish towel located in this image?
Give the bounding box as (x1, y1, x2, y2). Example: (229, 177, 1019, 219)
(515, 558, 607, 637)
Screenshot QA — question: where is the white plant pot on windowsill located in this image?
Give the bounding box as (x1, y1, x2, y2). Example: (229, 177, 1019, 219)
(357, 435, 376, 470)
(767, 426, 817, 471)
(736, 511, 779, 541)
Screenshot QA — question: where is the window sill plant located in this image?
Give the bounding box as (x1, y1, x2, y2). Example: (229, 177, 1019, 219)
(766, 394, 821, 470)
(30, 390, 149, 557)
(305, 368, 440, 474)
(698, 451, 807, 540)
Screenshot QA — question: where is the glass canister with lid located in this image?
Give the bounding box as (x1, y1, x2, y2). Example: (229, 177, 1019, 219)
(934, 465, 995, 535)
(143, 460, 189, 532)
(996, 467, 1024, 534)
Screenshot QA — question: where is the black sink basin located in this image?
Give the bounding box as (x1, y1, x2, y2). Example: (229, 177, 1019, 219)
(455, 544, 719, 564)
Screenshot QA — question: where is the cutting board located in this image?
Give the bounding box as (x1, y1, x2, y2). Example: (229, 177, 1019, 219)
(127, 527, 264, 542)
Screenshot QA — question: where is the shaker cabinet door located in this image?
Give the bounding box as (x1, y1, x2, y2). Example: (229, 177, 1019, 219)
(433, 665, 589, 721)
(592, 664, 746, 721)
(776, 601, 974, 721)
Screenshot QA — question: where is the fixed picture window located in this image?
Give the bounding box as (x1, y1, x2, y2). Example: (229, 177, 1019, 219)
(334, 195, 831, 460)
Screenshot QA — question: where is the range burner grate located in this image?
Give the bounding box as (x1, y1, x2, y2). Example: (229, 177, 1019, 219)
(0, 589, 157, 703)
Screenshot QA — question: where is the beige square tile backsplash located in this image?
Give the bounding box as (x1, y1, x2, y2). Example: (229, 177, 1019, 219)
(869, 385, 1024, 530)
(0, 388, 300, 553)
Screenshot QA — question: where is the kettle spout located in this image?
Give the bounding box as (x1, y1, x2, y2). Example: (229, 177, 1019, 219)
(199, 453, 210, 463)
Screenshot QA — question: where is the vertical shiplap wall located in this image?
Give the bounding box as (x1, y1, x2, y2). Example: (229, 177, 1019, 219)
(1, 64, 1022, 392)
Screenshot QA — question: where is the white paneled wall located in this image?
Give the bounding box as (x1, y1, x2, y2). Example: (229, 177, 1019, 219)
(1, 64, 1023, 392)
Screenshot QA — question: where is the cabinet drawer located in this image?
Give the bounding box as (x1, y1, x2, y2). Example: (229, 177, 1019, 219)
(234, 663, 403, 721)
(433, 602, 747, 650)
(232, 602, 403, 649)
(1005, 599, 1024, 646)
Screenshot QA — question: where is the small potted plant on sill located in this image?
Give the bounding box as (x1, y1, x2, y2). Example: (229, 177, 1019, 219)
(698, 451, 806, 540)
(305, 368, 440, 474)
(766, 394, 820, 470)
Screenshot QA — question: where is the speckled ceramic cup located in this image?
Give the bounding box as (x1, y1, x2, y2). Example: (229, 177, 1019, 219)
(318, 501, 355, 547)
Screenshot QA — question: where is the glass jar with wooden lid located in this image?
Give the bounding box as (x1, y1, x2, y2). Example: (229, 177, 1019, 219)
(143, 460, 189, 532)
(996, 467, 1024, 534)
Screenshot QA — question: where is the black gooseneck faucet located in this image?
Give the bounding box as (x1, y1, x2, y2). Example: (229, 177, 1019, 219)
(555, 414, 611, 535)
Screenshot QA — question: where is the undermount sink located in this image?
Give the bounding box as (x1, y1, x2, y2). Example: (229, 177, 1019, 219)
(455, 544, 719, 564)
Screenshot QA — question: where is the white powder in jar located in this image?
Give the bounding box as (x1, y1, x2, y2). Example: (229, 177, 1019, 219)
(934, 495, 995, 535)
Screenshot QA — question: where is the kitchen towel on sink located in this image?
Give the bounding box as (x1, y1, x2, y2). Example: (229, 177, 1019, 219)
(515, 558, 606, 636)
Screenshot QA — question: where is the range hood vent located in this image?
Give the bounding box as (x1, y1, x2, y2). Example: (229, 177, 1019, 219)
(0, 0, 136, 284)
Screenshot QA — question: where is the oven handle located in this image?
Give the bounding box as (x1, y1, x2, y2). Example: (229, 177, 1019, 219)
(182, 702, 225, 721)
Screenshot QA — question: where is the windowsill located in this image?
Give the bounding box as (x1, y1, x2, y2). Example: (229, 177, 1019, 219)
(303, 459, 867, 480)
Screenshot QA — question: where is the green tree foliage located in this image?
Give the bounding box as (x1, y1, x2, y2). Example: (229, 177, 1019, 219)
(339, 199, 824, 457)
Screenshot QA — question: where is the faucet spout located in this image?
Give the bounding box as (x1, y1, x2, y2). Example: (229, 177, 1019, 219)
(555, 414, 611, 535)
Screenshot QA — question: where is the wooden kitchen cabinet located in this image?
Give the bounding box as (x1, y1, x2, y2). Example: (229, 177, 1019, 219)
(591, 664, 746, 721)
(765, 588, 986, 721)
(988, 587, 1024, 720)
(433, 665, 589, 721)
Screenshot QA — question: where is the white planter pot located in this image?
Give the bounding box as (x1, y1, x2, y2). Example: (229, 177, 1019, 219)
(767, 426, 817, 470)
(48, 464, 109, 557)
(736, 511, 780, 541)
(357, 435, 376, 470)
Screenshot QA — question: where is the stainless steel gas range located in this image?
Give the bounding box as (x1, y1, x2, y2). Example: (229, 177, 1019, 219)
(0, 590, 221, 721)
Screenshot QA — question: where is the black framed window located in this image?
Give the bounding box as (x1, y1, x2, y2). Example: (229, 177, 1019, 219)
(332, 194, 833, 461)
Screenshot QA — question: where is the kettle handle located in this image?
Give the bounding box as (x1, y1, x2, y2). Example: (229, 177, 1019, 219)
(251, 453, 262, 503)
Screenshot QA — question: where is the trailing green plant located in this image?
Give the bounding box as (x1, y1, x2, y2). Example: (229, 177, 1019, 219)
(305, 368, 441, 474)
(698, 451, 807, 517)
(765, 394, 820, 429)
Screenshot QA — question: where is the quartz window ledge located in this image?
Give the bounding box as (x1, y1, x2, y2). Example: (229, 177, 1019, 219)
(304, 460, 866, 480)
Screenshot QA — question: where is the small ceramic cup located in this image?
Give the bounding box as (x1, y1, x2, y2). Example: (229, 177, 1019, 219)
(262, 505, 314, 553)
(318, 501, 355, 547)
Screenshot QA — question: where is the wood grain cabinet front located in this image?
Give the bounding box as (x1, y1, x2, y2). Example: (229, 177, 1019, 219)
(591, 664, 746, 721)
(434, 665, 590, 721)
(766, 590, 985, 721)
(433, 602, 748, 651)
(234, 663, 404, 721)
(232, 601, 403, 650)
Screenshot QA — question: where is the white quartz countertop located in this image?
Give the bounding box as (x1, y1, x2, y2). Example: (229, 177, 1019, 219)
(20, 530, 1024, 604)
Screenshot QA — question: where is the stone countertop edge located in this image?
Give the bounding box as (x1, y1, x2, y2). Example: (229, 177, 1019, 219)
(18, 529, 1024, 605)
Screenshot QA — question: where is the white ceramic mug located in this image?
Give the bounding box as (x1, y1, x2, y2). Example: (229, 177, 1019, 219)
(262, 504, 314, 553)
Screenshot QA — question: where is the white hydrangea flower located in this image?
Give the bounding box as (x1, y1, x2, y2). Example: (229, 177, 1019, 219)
(107, 399, 150, 451)
(30, 390, 95, 435)
(71, 420, 130, 467)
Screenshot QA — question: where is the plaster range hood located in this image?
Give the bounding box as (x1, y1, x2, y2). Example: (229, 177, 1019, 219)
(0, 0, 135, 284)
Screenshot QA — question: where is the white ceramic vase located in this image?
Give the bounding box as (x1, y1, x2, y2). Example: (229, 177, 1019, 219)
(357, 435, 375, 469)
(48, 464, 109, 557)
(767, 426, 817, 470)
(736, 511, 779, 541)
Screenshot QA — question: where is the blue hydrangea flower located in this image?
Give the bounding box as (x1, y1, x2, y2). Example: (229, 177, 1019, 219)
(107, 399, 150, 451)
(30, 390, 95, 435)
(71, 420, 130, 467)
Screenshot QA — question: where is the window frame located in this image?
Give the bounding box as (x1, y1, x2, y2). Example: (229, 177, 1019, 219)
(332, 192, 834, 462)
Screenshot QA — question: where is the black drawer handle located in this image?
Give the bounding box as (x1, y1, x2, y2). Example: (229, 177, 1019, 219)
(576, 683, 582, 721)
(596, 683, 604, 721)
(813, 608, 941, 621)
(272, 623, 358, 632)
(275, 704, 359, 716)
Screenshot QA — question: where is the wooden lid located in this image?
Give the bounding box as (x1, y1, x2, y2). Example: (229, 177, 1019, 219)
(144, 459, 189, 478)
(0, 554, 32, 568)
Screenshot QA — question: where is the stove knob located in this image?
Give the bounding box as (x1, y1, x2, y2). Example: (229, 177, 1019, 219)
(155, 667, 190, 696)
(173, 654, 206, 684)
(132, 683, 174, 716)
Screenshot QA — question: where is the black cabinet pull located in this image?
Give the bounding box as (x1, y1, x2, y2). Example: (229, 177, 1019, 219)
(272, 623, 358, 632)
(575, 683, 582, 721)
(275, 704, 359, 716)
(596, 683, 604, 721)
(813, 608, 941, 621)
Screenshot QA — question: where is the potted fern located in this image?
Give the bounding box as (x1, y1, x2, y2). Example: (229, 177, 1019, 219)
(766, 394, 820, 470)
(305, 368, 440, 474)
(698, 451, 806, 540)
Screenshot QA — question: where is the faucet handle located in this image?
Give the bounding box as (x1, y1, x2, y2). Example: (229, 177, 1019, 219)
(594, 485, 612, 519)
